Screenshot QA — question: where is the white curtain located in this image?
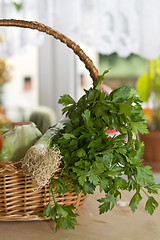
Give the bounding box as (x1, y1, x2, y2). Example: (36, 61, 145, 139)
(0, 0, 160, 59)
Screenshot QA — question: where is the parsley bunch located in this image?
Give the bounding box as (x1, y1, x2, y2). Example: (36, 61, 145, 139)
(43, 76, 159, 230)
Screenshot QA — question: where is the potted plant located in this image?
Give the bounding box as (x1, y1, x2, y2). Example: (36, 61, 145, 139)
(136, 58, 160, 170)
(21, 72, 159, 231)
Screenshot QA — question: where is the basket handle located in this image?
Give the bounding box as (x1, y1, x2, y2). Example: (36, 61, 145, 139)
(0, 19, 99, 86)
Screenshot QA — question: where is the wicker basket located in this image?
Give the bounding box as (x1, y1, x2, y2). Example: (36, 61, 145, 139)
(0, 19, 99, 221)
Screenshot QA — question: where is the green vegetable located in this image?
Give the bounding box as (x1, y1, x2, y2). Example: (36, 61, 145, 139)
(21, 118, 67, 186)
(29, 71, 159, 231)
(0, 122, 42, 161)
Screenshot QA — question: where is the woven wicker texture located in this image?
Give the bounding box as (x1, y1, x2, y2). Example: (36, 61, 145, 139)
(0, 162, 86, 221)
(0, 19, 99, 221)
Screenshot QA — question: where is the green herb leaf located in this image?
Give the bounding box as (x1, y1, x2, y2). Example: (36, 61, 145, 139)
(63, 133, 76, 140)
(78, 171, 88, 186)
(114, 177, 128, 190)
(145, 197, 158, 215)
(83, 182, 95, 194)
(55, 217, 63, 231)
(82, 109, 91, 122)
(63, 216, 77, 230)
(56, 205, 68, 218)
(99, 178, 109, 192)
(93, 162, 105, 174)
(130, 122, 148, 134)
(95, 69, 110, 89)
(98, 192, 116, 214)
(136, 165, 155, 185)
(88, 173, 99, 186)
(119, 104, 131, 115)
(108, 86, 137, 102)
(74, 184, 82, 195)
(58, 94, 75, 106)
(42, 202, 51, 217)
(76, 148, 86, 158)
(129, 191, 142, 213)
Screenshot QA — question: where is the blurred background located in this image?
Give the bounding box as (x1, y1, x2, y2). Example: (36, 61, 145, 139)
(1, 0, 160, 169)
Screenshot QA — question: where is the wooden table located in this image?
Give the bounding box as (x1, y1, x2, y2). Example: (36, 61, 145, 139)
(0, 188, 160, 240)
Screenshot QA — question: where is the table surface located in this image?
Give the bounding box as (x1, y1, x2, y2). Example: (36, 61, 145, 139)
(1, 188, 160, 240)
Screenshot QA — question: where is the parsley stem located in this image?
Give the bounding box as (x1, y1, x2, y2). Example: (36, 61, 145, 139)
(141, 186, 149, 198)
(50, 181, 57, 205)
(49, 187, 51, 203)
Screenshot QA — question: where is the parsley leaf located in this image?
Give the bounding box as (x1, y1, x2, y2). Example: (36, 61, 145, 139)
(98, 192, 117, 214)
(145, 197, 158, 215)
(58, 94, 75, 106)
(129, 191, 142, 213)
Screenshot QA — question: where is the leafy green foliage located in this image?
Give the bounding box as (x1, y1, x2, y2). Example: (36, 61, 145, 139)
(42, 77, 159, 231)
(145, 197, 159, 215)
(42, 182, 78, 231)
(98, 192, 117, 214)
(129, 191, 142, 213)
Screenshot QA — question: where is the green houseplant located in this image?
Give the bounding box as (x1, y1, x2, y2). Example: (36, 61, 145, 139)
(136, 58, 160, 170)
(22, 72, 160, 231)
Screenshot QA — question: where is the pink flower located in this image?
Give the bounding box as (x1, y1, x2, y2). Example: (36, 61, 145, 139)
(105, 127, 116, 134)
